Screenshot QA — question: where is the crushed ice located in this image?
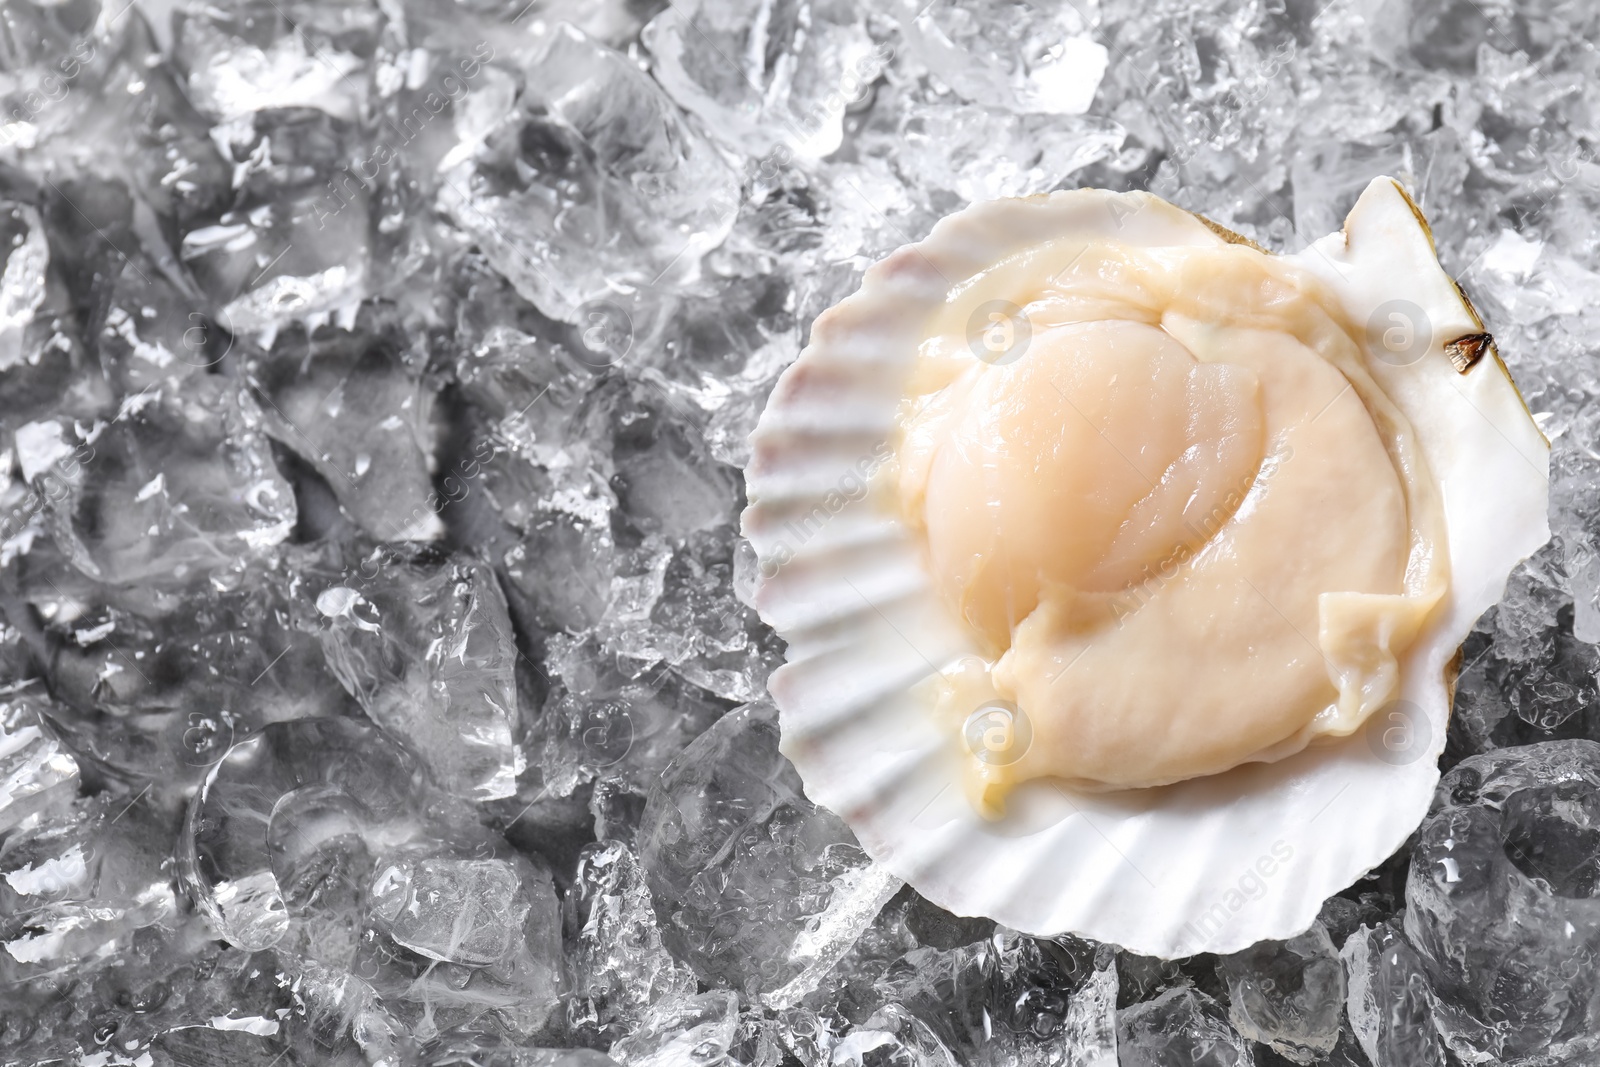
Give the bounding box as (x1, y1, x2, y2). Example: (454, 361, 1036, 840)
(0, 0, 1597, 1065)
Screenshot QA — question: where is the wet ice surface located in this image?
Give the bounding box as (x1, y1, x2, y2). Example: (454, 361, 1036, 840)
(0, 0, 1597, 1064)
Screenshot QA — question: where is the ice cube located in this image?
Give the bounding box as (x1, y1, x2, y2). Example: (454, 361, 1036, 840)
(530, 633, 728, 803)
(425, 1032, 624, 1067)
(817, 156, 928, 268)
(890, 103, 1127, 203)
(179, 108, 370, 335)
(1341, 923, 1446, 1067)
(1217, 923, 1344, 1064)
(1, 794, 179, 984)
(314, 544, 524, 801)
(18, 15, 232, 238)
(1488, 621, 1599, 743)
(917, 932, 1104, 1062)
(611, 394, 740, 539)
(92, 259, 221, 392)
(183, 717, 560, 1038)
(0, 692, 79, 833)
(268, 782, 374, 968)
(37, 557, 347, 795)
(439, 23, 740, 323)
(94, 15, 234, 234)
(1061, 958, 1119, 1067)
(369, 857, 528, 967)
(0, 200, 105, 438)
(34, 377, 295, 586)
(1446, 628, 1516, 757)
(498, 488, 618, 636)
(642, 0, 889, 159)
(172, 0, 383, 123)
(1406, 740, 1600, 1064)
(566, 841, 698, 1043)
(769, 887, 919, 1031)
(149, 1024, 294, 1067)
(830, 1003, 961, 1067)
(1488, 566, 1600, 737)
(609, 990, 741, 1067)
(182, 718, 428, 951)
(609, 273, 802, 469)
(463, 364, 619, 634)
(593, 532, 781, 706)
(451, 267, 606, 472)
(860, 930, 1109, 1066)
(893, 0, 1109, 116)
(639, 701, 902, 1004)
(0, 0, 105, 154)
(1116, 986, 1254, 1067)
(248, 314, 440, 543)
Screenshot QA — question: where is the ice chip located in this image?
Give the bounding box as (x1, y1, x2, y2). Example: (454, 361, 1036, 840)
(1342, 923, 1446, 1067)
(639, 701, 901, 1003)
(182, 719, 422, 951)
(894, 0, 1108, 115)
(500, 493, 618, 636)
(426, 1033, 624, 1067)
(183, 717, 559, 1037)
(1117, 987, 1254, 1067)
(149, 1024, 293, 1067)
(609, 990, 740, 1067)
(643, 0, 889, 159)
(1407, 741, 1600, 1064)
(610, 394, 740, 540)
(1218, 923, 1344, 1064)
(831, 1003, 961, 1067)
(1062, 957, 1119, 1067)
(891, 103, 1126, 202)
(314, 544, 524, 800)
(566, 841, 697, 1043)
(0, 794, 179, 984)
(0, 201, 50, 370)
(530, 633, 728, 803)
(180, 108, 370, 334)
(172, 0, 382, 122)
(209, 869, 290, 952)
(765, 861, 905, 1010)
(249, 317, 438, 543)
(92, 258, 218, 392)
(81, 17, 234, 233)
(439, 23, 739, 322)
(589, 530, 781, 706)
(38, 556, 348, 796)
(860, 931, 1108, 1063)
(34, 378, 295, 586)
(0, 201, 104, 439)
(372, 857, 525, 966)
(0, 693, 78, 833)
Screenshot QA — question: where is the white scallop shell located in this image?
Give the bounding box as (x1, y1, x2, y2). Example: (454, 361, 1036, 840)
(742, 177, 1550, 957)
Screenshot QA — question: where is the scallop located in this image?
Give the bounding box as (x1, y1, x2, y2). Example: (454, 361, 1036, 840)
(741, 177, 1549, 957)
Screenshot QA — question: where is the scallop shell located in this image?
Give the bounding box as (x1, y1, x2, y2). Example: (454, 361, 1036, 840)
(742, 177, 1549, 957)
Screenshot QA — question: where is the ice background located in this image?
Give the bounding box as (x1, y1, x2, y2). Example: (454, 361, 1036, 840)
(0, 0, 1596, 1064)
